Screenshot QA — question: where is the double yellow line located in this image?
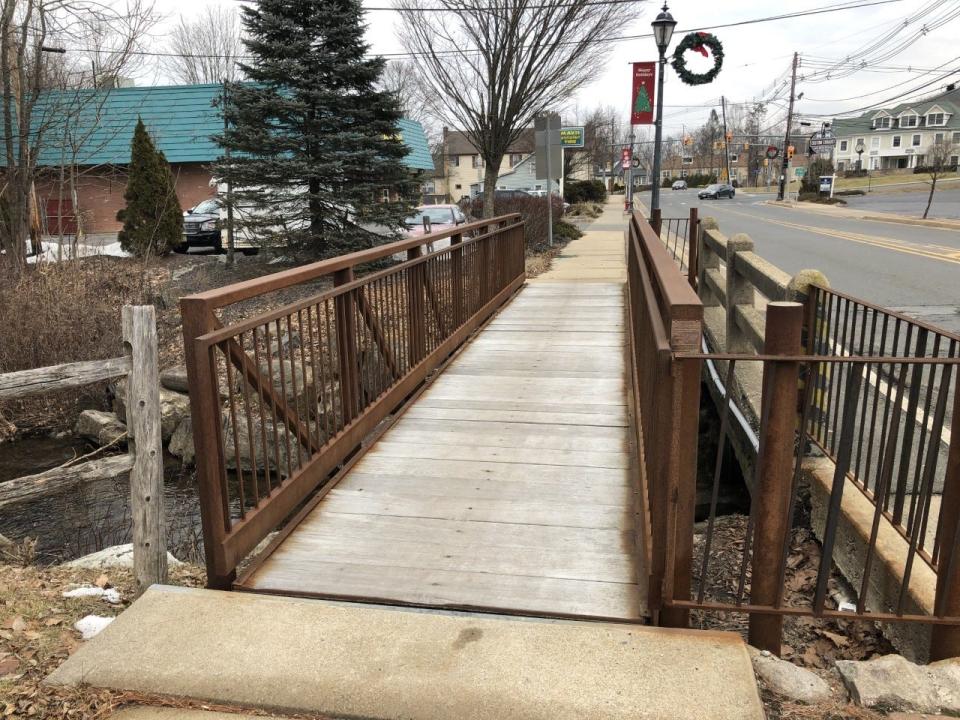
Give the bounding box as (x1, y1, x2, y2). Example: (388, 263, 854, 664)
(717, 206, 960, 266)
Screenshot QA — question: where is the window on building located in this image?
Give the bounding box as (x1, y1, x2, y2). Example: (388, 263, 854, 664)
(874, 117, 891, 129)
(471, 155, 482, 168)
(870, 157, 880, 170)
(662, 170, 670, 179)
(840, 140, 848, 152)
(954, 132, 960, 143)
(928, 112, 945, 126)
(449, 155, 459, 167)
(912, 134, 922, 147)
(682, 156, 693, 164)
(871, 137, 880, 148)
(509, 153, 523, 167)
(901, 114, 918, 128)
(892, 135, 902, 148)
(837, 161, 846, 171)
(729, 154, 738, 162)
(454, 183, 462, 190)
(380, 189, 390, 202)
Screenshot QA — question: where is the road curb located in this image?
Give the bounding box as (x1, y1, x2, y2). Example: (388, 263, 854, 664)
(763, 200, 960, 231)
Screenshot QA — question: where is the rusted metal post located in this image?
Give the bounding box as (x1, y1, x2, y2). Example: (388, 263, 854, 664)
(749, 301, 804, 654)
(651, 207, 662, 236)
(406, 247, 427, 365)
(333, 268, 360, 423)
(181, 297, 234, 590)
(451, 232, 464, 327)
(931, 367, 960, 660)
(686, 207, 698, 290)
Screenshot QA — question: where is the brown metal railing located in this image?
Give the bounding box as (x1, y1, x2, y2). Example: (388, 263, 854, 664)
(626, 210, 703, 627)
(654, 208, 699, 289)
(182, 215, 525, 588)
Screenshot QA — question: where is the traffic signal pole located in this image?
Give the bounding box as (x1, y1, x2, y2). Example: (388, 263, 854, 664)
(777, 52, 799, 201)
(721, 95, 731, 184)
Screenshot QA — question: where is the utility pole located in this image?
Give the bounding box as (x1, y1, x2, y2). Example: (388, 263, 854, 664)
(222, 81, 236, 265)
(721, 96, 731, 185)
(777, 52, 799, 201)
(609, 118, 617, 193)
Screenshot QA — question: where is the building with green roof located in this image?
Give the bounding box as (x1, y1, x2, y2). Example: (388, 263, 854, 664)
(12, 83, 433, 236)
(831, 86, 960, 172)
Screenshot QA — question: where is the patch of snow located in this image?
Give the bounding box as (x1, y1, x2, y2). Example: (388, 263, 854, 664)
(27, 240, 130, 264)
(64, 543, 182, 570)
(74, 615, 114, 640)
(62, 585, 123, 604)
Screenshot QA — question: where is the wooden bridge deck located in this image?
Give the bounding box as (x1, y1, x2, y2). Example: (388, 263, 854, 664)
(239, 214, 645, 621)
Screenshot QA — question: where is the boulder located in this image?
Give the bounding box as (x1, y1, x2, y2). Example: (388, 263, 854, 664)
(237, 360, 317, 421)
(929, 657, 960, 715)
(159, 365, 190, 393)
(113, 380, 190, 442)
(222, 412, 301, 476)
(837, 655, 940, 714)
(75, 410, 127, 447)
(750, 648, 832, 705)
(168, 416, 195, 465)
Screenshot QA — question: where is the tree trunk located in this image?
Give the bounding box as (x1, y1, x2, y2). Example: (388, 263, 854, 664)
(482, 162, 499, 218)
(924, 175, 937, 219)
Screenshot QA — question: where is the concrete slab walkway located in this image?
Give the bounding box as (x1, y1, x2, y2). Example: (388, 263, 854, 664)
(49, 585, 764, 720)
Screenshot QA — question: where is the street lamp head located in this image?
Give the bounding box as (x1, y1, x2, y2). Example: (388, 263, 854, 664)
(652, 3, 677, 53)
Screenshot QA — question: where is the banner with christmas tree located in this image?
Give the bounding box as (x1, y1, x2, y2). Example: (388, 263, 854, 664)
(631, 62, 656, 125)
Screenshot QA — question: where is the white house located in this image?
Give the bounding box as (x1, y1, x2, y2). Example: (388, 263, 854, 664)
(832, 86, 960, 171)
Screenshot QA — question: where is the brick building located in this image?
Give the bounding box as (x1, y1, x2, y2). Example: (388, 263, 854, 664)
(14, 83, 433, 237)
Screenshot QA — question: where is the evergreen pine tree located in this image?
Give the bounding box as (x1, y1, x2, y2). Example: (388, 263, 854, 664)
(216, 0, 420, 257)
(117, 118, 183, 257)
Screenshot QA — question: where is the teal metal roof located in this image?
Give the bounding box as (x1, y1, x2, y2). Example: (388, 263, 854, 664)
(20, 83, 433, 171)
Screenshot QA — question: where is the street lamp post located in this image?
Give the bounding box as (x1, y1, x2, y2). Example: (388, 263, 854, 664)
(650, 2, 676, 215)
(855, 139, 865, 172)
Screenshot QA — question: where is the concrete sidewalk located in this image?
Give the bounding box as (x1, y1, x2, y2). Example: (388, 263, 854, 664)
(48, 585, 764, 719)
(534, 198, 628, 283)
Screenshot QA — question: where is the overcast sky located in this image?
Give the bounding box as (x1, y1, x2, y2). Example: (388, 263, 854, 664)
(140, 0, 959, 136)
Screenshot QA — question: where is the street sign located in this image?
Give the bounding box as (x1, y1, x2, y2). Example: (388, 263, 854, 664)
(534, 113, 562, 181)
(631, 157, 641, 168)
(765, 145, 779, 160)
(559, 126, 585, 148)
(808, 129, 837, 155)
(795, 167, 806, 177)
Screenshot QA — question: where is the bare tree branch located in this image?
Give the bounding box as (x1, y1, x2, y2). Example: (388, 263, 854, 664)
(163, 3, 244, 84)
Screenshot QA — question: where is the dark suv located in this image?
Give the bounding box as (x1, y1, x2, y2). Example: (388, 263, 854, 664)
(178, 198, 221, 252)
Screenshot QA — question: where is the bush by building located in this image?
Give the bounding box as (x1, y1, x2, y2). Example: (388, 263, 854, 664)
(564, 179, 606, 204)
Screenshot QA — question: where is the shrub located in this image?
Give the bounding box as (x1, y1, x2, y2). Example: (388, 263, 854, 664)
(554, 220, 583, 240)
(801, 158, 835, 194)
(468, 194, 563, 249)
(117, 118, 183, 257)
(564, 179, 606, 204)
(913, 164, 959, 174)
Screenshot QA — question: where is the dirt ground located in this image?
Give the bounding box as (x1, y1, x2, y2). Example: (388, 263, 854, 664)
(693, 514, 897, 719)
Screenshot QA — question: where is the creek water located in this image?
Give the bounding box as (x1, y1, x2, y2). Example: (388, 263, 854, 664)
(0, 435, 205, 564)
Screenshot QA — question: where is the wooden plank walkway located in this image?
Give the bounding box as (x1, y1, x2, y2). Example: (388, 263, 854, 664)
(241, 202, 645, 621)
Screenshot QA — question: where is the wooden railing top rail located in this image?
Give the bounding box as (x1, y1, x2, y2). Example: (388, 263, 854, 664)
(630, 211, 702, 334)
(183, 214, 522, 309)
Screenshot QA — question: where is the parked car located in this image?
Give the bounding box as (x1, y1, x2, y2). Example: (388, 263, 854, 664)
(402, 204, 468, 238)
(177, 199, 223, 253)
(394, 204, 470, 261)
(698, 183, 736, 200)
(671, 180, 688, 190)
(494, 189, 532, 201)
(519, 188, 571, 213)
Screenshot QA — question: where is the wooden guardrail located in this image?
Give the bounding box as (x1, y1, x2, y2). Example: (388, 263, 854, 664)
(182, 215, 526, 589)
(0, 306, 166, 594)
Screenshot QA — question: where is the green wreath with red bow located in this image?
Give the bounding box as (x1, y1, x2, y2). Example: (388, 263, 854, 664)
(672, 31, 724, 86)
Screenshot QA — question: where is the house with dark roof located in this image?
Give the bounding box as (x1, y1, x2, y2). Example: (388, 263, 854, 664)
(832, 86, 960, 172)
(8, 83, 434, 236)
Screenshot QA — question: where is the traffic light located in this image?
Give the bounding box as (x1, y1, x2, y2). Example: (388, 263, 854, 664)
(787, 145, 795, 159)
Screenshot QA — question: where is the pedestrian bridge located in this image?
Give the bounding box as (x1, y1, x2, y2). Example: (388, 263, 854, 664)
(177, 198, 960, 654)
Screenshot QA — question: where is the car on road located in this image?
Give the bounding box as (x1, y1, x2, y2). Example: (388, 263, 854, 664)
(698, 183, 736, 200)
(671, 180, 688, 190)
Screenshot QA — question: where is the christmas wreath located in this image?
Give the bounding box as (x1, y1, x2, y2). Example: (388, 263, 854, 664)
(672, 31, 724, 86)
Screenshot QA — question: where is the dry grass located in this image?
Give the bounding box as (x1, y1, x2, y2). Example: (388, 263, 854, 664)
(0, 562, 333, 718)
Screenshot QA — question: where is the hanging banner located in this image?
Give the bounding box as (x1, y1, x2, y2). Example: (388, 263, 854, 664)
(631, 61, 656, 125)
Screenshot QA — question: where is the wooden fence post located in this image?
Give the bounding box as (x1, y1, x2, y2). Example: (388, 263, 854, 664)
(749, 301, 803, 654)
(725, 233, 755, 352)
(122, 305, 167, 595)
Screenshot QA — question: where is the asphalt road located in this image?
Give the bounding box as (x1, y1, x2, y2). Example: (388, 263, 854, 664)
(653, 188, 960, 334)
(842, 186, 960, 219)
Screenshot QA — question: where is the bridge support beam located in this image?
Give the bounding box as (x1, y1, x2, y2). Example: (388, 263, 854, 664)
(748, 301, 803, 655)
